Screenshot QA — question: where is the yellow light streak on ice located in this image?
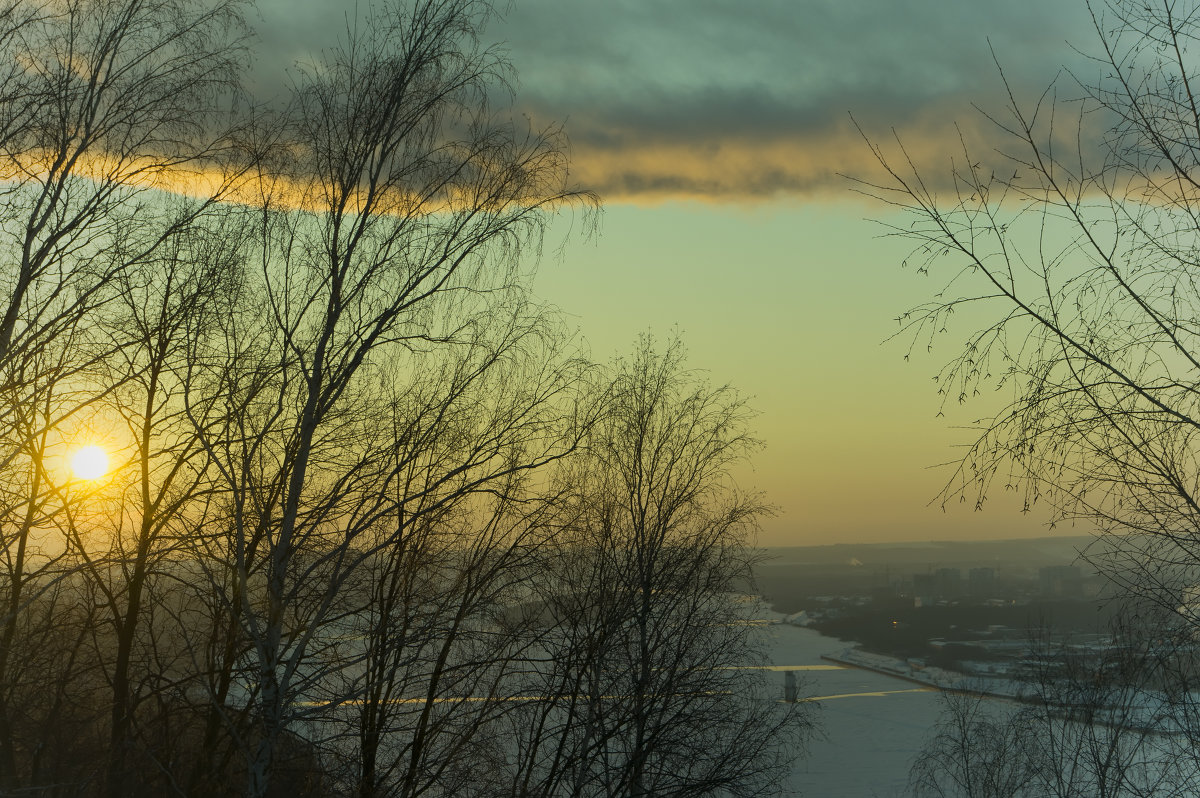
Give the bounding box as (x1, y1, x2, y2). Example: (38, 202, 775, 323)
(294, 683, 937, 709)
(70, 446, 109, 480)
(803, 688, 935, 702)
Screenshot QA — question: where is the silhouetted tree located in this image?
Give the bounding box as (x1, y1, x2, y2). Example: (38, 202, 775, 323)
(910, 614, 1200, 798)
(862, 0, 1200, 614)
(178, 2, 591, 794)
(909, 690, 1036, 798)
(0, 2, 808, 798)
(862, 0, 1200, 791)
(0, 0, 246, 793)
(505, 336, 806, 798)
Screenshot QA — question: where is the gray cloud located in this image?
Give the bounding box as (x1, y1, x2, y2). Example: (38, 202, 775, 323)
(248, 0, 1103, 200)
(489, 0, 1106, 199)
(500, 1, 1092, 110)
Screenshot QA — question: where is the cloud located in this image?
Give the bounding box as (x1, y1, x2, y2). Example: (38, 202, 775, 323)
(489, 0, 1101, 202)
(527, 88, 1110, 204)
(246, 0, 1104, 203)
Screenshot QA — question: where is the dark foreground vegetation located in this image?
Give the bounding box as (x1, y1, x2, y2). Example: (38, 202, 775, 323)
(0, 1, 805, 795)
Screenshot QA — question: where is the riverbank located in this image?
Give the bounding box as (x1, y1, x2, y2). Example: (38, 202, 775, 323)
(820, 647, 1024, 700)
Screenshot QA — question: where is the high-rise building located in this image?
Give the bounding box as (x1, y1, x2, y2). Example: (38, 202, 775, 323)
(1039, 565, 1082, 598)
(912, 573, 936, 600)
(968, 567, 996, 597)
(935, 567, 963, 598)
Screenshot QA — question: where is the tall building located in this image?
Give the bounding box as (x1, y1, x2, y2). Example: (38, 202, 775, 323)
(935, 567, 963, 598)
(912, 573, 936, 602)
(968, 567, 996, 598)
(913, 568, 964, 601)
(1039, 565, 1082, 598)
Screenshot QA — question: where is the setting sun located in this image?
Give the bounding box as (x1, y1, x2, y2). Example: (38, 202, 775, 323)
(70, 445, 109, 480)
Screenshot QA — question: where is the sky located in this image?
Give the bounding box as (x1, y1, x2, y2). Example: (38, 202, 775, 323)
(253, 0, 1106, 546)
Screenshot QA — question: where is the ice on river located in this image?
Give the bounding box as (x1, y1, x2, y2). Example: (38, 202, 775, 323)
(765, 622, 949, 797)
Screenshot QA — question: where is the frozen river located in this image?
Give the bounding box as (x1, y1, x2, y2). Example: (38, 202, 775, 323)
(765, 622, 953, 797)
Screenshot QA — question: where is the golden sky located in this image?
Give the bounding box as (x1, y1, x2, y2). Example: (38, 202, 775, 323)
(246, 0, 1104, 545)
(535, 201, 1075, 546)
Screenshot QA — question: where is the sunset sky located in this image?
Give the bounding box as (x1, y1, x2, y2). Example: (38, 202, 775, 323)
(256, 0, 1102, 545)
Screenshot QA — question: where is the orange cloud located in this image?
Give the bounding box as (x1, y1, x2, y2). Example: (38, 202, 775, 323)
(561, 100, 1105, 205)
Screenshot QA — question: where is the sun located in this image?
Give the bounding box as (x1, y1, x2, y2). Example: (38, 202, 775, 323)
(70, 445, 109, 480)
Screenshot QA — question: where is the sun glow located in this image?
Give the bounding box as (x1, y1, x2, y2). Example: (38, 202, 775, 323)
(70, 445, 109, 480)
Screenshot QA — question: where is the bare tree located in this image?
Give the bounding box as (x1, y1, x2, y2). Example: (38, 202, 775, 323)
(0, 3, 808, 798)
(860, 0, 1200, 792)
(859, 0, 1200, 611)
(909, 690, 1037, 798)
(86, 214, 250, 797)
(323, 315, 591, 798)
(0, 0, 247, 792)
(505, 335, 806, 798)
(176, 2, 592, 794)
(909, 613, 1200, 798)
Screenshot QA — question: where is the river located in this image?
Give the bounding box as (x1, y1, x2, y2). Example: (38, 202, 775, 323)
(766, 621, 952, 797)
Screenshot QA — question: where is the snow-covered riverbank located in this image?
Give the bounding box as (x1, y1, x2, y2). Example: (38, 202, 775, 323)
(819, 646, 1026, 700)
